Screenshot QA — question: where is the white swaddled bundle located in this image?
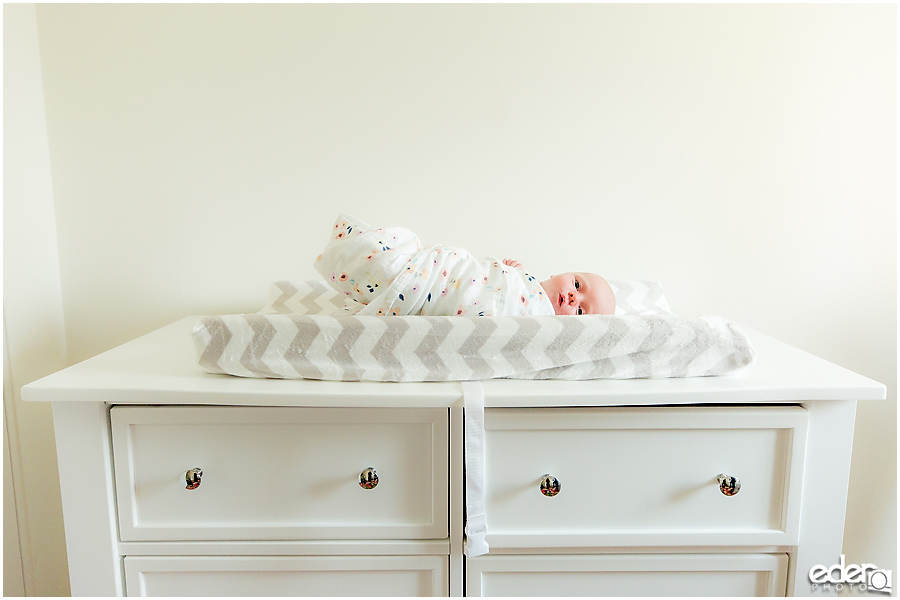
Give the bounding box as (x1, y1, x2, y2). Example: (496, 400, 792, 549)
(314, 214, 554, 317)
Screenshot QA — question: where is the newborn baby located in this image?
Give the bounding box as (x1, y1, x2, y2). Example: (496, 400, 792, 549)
(315, 215, 615, 317)
(530, 268, 616, 316)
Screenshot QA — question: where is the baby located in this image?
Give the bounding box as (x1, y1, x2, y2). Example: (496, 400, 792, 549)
(316, 215, 615, 317)
(521, 264, 616, 317)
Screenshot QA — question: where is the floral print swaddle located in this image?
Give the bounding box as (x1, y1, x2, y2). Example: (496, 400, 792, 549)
(315, 214, 554, 317)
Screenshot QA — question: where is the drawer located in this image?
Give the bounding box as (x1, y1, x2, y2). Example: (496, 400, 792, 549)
(111, 406, 448, 541)
(124, 555, 448, 596)
(483, 406, 807, 547)
(466, 553, 788, 596)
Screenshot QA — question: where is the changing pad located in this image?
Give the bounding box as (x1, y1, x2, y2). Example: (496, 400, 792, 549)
(192, 281, 755, 381)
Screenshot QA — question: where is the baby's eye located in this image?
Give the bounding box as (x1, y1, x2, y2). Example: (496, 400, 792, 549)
(574, 279, 580, 290)
(577, 307, 584, 316)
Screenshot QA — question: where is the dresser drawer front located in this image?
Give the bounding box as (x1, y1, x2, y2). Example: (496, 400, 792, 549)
(124, 555, 448, 596)
(484, 406, 807, 547)
(111, 407, 448, 541)
(467, 553, 788, 597)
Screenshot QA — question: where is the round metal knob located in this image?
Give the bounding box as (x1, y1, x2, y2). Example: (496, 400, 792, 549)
(717, 473, 741, 496)
(184, 467, 203, 490)
(540, 474, 561, 497)
(359, 467, 379, 490)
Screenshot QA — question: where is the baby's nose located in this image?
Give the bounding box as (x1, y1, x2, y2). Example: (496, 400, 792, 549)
(568, 292, 576, 305)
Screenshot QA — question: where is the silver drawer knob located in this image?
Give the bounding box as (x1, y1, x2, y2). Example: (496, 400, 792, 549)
(717, 473, 741, 496)
(359, 467, 379, 490)
(184, 467, 203, 490)
(540, 474, 561, 497)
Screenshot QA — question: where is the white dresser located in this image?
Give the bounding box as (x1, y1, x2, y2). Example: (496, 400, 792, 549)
(23, 317, 885, 597)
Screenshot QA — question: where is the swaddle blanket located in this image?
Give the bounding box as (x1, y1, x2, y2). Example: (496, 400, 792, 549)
(314, 214, 554, 317)
(258, 280, 671, 317)
(192, 281, 756, 381)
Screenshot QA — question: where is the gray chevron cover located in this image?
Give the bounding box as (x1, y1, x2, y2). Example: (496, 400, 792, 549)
(192, 281, 755, 381)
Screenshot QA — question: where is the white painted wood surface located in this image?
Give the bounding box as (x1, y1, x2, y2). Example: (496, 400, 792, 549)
(124, 555, 449, 596)
(790, 400, 858, 597)
(21, 317, 885, 597)
(483, 407, 807, 547)
(111, 406, 448, 541)
(51, 401, 122, 597)
(117, 540, 450, 556)
(467, 553, 788, 597)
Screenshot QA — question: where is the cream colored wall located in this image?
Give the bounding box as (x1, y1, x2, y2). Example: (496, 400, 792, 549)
(3, 4, 71, 596)
(8, 3, 894, 592)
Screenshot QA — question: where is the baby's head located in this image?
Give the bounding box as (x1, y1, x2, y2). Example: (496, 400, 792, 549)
(540, 272, 616, 316)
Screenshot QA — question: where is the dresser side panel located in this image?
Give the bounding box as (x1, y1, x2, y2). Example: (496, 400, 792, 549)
(52, 401, 121, 596)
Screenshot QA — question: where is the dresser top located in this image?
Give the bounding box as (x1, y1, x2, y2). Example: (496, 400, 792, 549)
(23, 317, 885, 407)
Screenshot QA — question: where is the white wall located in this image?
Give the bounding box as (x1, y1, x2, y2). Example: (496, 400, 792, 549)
(3, 4, 71, 596)
(7, 3, 895, 592)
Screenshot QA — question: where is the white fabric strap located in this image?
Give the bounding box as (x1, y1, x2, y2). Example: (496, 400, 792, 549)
(461, 380, 489, 557)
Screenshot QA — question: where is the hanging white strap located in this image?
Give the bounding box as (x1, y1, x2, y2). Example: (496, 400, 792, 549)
(461, 380, 489, 557)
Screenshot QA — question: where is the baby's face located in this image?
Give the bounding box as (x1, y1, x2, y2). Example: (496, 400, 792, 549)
(540, 272, 616, 316)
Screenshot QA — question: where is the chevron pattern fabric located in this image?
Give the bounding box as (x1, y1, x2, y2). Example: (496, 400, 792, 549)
(607, 280, 672, 315)
(192, 311, 756, 382)
(257, 281, 347, 315)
